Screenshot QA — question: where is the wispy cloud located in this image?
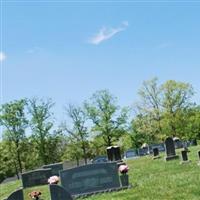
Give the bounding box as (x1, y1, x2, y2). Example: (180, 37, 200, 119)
(88, 21, 129, 45)
(0, 52, 6, 62)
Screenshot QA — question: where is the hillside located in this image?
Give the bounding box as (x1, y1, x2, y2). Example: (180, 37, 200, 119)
(1, 146, 200, 200)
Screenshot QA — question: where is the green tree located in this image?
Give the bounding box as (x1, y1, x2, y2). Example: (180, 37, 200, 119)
(85, 90, 128, 147)
(134, 79, 195, 142)
(134, 78, 163, 142)
(0, 99, 28, 175)
(161, 80, 194, 138)
(0, 140, 16, 183)
(28, 98, 54, 165)
(62, 104, 89, 164)
(62, 138, 83, 166)
(183, 106, 200, 140)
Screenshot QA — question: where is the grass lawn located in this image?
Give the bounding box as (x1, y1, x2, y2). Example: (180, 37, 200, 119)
(1, 146, 200, 200)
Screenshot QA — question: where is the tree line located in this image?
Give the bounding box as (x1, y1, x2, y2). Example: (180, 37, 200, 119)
(0, 78, 200, 182)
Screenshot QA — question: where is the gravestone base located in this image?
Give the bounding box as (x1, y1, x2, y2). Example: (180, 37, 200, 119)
(74, 185, 132, 199)
(120, 174, 129, 187)
(152, 155, 160, 160)
(165, 155, 179, 161)
(180, 160, 191, 164)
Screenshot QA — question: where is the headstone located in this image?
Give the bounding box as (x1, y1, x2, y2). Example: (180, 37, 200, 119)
(164, 137, 179, 161)
(60, 162, 121, 196)
(49, 184, 73, 200)
(7, 189, 24, 200)
(153, 148, 159, 156)
(124, 149, 138, 159)
(181, 150, 188, 161)
(107, 146, 122, 162)
(22, 168, 52, 188)
(138, 148, 148, 156)
(152, 148, 160, 159)
(197, 151, 200, 166)
(191, 139, 197, 146)
(198, 151, 200, 160)
(113, 146, 122, 161)
(107, 146, 114, 161)
(43, 163, 63, 176)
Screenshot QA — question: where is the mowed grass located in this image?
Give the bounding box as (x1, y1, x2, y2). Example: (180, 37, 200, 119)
(1, 146, 200, 200)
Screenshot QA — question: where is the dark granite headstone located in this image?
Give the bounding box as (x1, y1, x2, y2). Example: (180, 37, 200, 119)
(191, 139, 197, 146)
(164, 137, 179, 161)
(43, 163, 63, 176)
(124, 149, 138, 159)
(22, 168, 52, 188)
(49, 184, 73, 200)
(198, 151, 200, 160)
(153, 148, 159, 157)
(60, 162, 121, 195)
(138, 148, 148, 156)
(181, 150, 188, 161)
(7, 189, 24, 200)
(113, 146, 122, 161)
(107, 146, 114, 161)
(107, 146, 122, 161)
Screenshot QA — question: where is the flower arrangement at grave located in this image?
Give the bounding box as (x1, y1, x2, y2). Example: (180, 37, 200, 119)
(29, 191, 42, 200)
(119, 164, 129, 174)
(118, 164, 129, 187)
(48, 175, 60, 184)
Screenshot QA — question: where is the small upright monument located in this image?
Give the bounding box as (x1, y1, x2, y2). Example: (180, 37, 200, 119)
(180, 150, 190, 164)
(152, 148, 160, 159)
(164, 137, 179, 161)
(197, 151, 200, 166)
(106, 146, 122, 162)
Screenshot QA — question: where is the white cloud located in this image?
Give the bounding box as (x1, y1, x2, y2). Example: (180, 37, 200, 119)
(0, 52, 6, 62)
(88, 21, 129, 45)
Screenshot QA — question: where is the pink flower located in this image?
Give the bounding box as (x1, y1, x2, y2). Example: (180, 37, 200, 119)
(29, 191, 41, 200)
(119, 164, 129, 174)
(48, 175, 59, 184)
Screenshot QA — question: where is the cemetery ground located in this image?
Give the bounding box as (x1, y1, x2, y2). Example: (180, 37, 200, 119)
(1, 146, 200, 200)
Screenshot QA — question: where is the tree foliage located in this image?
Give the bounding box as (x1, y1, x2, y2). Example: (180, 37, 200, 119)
(62, 104, 89, 164)
(133, 78, 196, 143)
(0, 99, 28, 175)
(28, 98, 55, 165)
(85, 90, 128, 147)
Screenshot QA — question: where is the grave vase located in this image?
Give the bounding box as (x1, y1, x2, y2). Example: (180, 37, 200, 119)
(120, 174, 129, 187)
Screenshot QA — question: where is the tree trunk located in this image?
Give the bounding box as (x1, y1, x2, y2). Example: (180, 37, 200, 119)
(107, 135, 112, 146)
(16, 142, 23, 174)
(14, 161, 20, 180)
(76, 157, 79, 166)
(82, 143, 87, 165)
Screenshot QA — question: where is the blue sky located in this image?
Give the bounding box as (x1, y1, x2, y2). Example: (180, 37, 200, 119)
(1, 1, 200, 126)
